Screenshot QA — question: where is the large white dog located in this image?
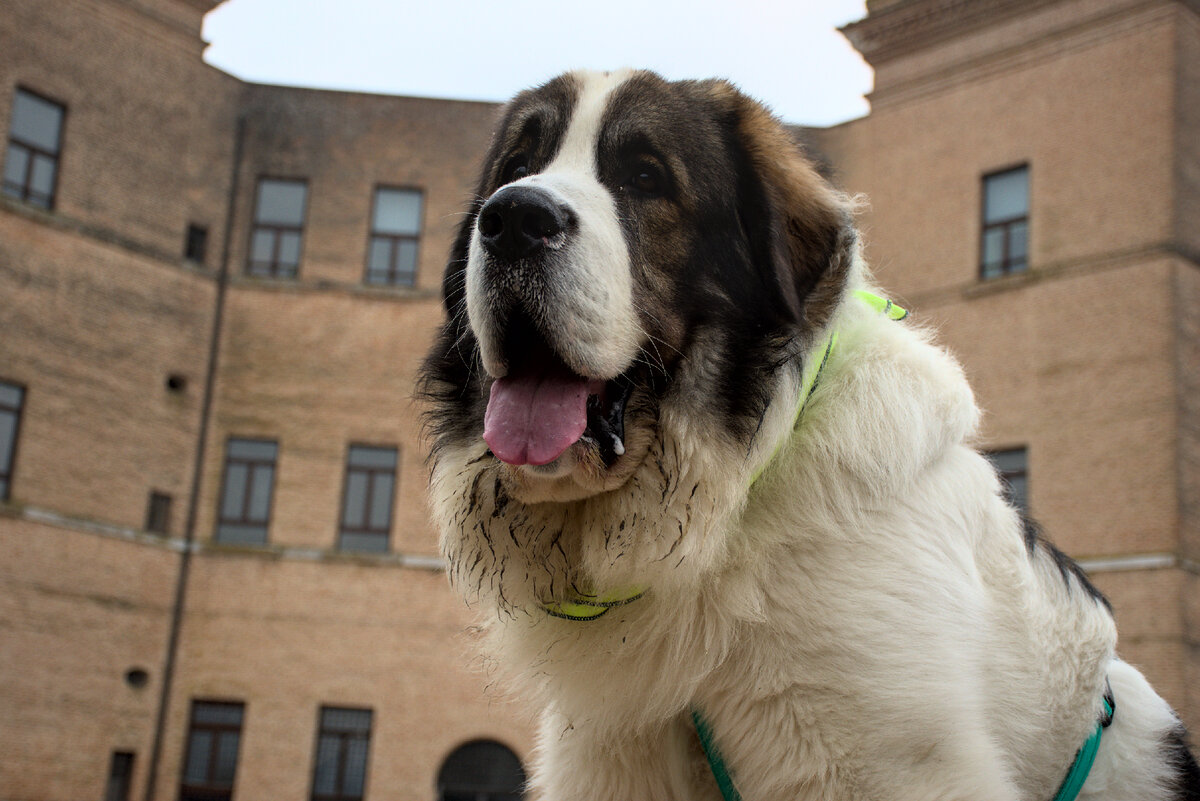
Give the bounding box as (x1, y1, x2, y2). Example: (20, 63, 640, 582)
(421, 69, 1199, 800)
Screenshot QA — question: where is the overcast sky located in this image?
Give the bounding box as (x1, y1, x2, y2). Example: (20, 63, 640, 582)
(202, 0, 873, 127)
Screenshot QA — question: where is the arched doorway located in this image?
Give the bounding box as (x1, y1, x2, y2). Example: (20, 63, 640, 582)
(436, 739, 525, 801)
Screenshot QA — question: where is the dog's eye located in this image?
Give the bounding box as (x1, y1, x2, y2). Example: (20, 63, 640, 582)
(626, 163, 665, 197)
(501, 154, 530, 185)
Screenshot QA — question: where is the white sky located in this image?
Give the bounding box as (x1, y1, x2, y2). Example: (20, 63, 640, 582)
(201, 0, 873, 127)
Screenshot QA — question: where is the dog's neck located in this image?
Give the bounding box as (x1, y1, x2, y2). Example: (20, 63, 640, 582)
(538, 291, 908, 621)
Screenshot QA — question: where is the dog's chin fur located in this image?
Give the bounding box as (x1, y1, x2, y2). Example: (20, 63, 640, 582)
(421, 70, 1199, 801)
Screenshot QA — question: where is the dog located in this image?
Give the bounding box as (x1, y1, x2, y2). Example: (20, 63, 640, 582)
(420, 68, 1199, 800)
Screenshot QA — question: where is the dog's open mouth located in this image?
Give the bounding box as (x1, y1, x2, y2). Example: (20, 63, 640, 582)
(483, 316, 632, 468)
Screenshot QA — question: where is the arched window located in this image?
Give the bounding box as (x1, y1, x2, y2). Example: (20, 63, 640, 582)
(436, 739, 525, 801)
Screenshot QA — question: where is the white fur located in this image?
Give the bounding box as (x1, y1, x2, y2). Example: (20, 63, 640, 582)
(466, 69, 641, 382)
(431, 74, 1191, 801)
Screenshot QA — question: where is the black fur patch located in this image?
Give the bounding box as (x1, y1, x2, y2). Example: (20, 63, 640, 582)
(1020, 516, 1111, 612)
(1163, 726, 1200, 800)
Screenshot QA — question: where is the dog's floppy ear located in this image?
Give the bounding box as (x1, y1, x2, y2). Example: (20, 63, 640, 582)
(712, 82, 857, 335)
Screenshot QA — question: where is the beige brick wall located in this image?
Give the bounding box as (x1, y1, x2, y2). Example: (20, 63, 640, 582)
(154, 554, 533, 801)
(0, 209, 214, 533)
(0, 518, 177, 801)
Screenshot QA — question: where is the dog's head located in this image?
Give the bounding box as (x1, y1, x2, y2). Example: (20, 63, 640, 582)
(424, 69, 857, 504)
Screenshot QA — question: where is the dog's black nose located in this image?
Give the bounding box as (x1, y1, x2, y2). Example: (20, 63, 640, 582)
(477, 185, 573, 260)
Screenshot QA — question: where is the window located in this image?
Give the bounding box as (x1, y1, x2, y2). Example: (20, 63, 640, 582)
(215, 438, 278, 545)
(0, 380, 25, 501)
(104, 751, 135, 801)
(180, 701, 244, 801)
(437, 740, 525, 801)
(186, 224, 209, 264)
(248, 178, 307, 278)
(980, 165, 1029, 279)
(146, 491, 172, 535)
(338, 445, 398, 553)
(3, 88, 65, 209)
(311, 707, 372, 801)
(366, 187, 422, 286)
(985, 447, 1028, 516)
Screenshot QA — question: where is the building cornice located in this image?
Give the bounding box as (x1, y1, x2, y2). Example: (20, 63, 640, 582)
(843, 0, 1069, 65)
(845, 0, 1200, 66)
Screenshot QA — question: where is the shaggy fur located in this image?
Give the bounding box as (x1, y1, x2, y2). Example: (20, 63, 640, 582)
(421, 69, 1198, 800)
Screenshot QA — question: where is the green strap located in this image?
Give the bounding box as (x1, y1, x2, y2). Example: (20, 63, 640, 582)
(691, 708, 742, 801)
(1051, 695, 1113, 801)
(540, 586, 647, 620)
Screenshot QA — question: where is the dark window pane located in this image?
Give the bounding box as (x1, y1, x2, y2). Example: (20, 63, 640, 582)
(322, 708, 372, 733)
(146, 491, 172, 535)
(228, 439, 277, 461)
(395, 240, 418, 283)
(247, 465, 274, 521)
(982, 228, 1004, 269)
(313, 735, 340, 794)
(438, 740, 526, 797)
(277, 231, 302, 266)
(251, 229, 275, 263)
(213, 732, 240, 784)
(11, 91, 63, 151)
(0, 412, 16, 474)
(220, 463, 248, 518)
(105, 752, 135, 801)
(183, 731, 212, 783)
(369, 473, 393, 529)
(0, 383, 23, 408)
(373, 188, 421, 235)
(193, 702, 244, 726)
(342, 471, 367, 528)
(1008, 220, 1028, 267)
(186, 224, 209, 263)
(29, 153, 55, 196)
(368, 237, 391, 272)
(4, 144, 28, 187)
(349, 446, 397, 470)
(343, 738, 369, 795)
(984, 167, 1028, 222)
(254, 180, 306, 225)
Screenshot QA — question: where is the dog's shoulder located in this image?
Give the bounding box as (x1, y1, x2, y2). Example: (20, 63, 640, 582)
(791, 289, 982, 498)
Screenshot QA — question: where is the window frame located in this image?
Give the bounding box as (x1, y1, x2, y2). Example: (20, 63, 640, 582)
(365, 185, 423, 287)
(104, 751, 135, 801)
(0, 379, 26, 502)
(337, 444, 398, 553)
(214, 437, 278, 545)
(3, 86, 67, 209)
(246, 177, 308, 279)
(979, 163, 1030, 280)
(185, 223, 209, 265)
(310, 706, 373, 801)
(179, 700, 245, 801)
(146, 490, 172, 535)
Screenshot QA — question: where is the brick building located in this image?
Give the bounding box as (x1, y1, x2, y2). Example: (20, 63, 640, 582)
(0, 0, 1195, 800)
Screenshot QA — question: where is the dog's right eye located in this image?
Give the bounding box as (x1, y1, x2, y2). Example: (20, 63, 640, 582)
(501, 154, 530, 185)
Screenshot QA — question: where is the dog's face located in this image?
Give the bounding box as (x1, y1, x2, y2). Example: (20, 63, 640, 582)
(425, 69, 855, 505)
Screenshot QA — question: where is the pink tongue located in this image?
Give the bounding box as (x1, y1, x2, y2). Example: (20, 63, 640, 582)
(485, 372, 598, 466)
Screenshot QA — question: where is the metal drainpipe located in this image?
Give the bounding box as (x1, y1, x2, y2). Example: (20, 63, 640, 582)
(143, 113, 246, 801)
